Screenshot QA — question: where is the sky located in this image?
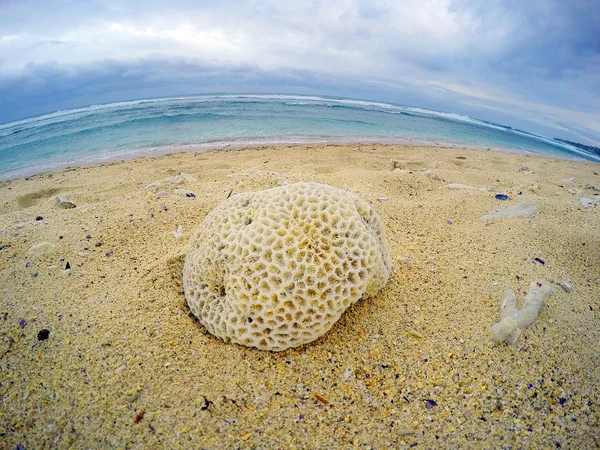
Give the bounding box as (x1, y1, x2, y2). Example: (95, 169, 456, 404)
(1, 0, 599, 145)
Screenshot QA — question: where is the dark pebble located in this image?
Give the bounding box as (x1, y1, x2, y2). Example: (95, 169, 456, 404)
(25, 261, 31, 268)
(36, 216, 43, 221)
(534, 257, 545, 265)
(186, 192, 196, 198)
(37, 329, 50, 341)
(495, 194, 510, 200)
(558, 398, 567, 405)
(426, 399, 437, 409)
(65, 261, 71, 270)
(19, 318, 26, 329)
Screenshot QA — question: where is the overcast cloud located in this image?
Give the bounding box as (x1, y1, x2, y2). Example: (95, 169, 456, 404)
(1, 0, 599, 144)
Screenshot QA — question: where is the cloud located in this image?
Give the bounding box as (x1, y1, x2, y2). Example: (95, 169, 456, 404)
(0, 0, 598, 144)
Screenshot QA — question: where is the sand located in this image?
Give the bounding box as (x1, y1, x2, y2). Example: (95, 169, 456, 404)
(0, 144, 599, 448)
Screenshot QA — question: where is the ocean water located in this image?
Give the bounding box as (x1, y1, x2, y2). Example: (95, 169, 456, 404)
(1, 94, 598, 180)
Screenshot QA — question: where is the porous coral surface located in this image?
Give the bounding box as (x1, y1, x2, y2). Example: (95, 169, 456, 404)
(184, 182, 391, 351)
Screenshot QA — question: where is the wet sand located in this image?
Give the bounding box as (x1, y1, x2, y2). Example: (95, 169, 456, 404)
(1, 144, 599, 448)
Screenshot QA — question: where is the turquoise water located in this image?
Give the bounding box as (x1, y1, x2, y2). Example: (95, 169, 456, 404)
(0, 94, 598, 180)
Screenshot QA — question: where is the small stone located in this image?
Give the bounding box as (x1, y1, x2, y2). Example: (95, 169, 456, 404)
(65, 261, 71, 270)
(173, 225, 184, 239)
(425, 399, 437, 409)
(495, 194, 510, 200)
(35, 216, 43, 221)
(19, 318, 26, 329)
(580, 198, 595, 208)
(391, 160, 406, 170)
(56, 195, 76, 209)
(175, 189, 196, 198)
(37, 329, 50, 341)
(557, 281, 573, 293)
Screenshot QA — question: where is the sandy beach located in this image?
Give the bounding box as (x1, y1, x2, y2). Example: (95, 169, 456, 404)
(1, 143, 599, 448)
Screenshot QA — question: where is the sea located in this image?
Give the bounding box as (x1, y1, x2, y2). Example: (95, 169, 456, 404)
(1, 94, 598, 181)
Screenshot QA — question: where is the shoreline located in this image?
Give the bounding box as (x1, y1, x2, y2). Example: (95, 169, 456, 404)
(2, 137, 596, 183)
(1, 144, 598, 448)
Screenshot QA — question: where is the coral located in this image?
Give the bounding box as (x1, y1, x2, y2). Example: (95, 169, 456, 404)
(183, 182, 391, 351)
(491, 280, 554, 345)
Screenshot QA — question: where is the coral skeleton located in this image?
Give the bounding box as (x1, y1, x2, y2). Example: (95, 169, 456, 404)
(491, 280, 554, 344)
(184, 182, 391, 351)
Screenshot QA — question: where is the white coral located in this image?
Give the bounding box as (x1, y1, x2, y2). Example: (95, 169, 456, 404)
(491, 280, 554, 345)
(183, 182, 391, 351)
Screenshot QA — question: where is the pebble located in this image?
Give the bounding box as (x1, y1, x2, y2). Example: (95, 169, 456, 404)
(55, 195, 76, 209)
(557, 281, 573, 293)
(37, 329, 50, 341)
(520, 166, 534, 174)
(495, 194, 510, 200)
(579, 198, 595, 208)
(175, 189, 196, 198)
(396, 428, 416, 436)
(173, 225, 183, 239)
